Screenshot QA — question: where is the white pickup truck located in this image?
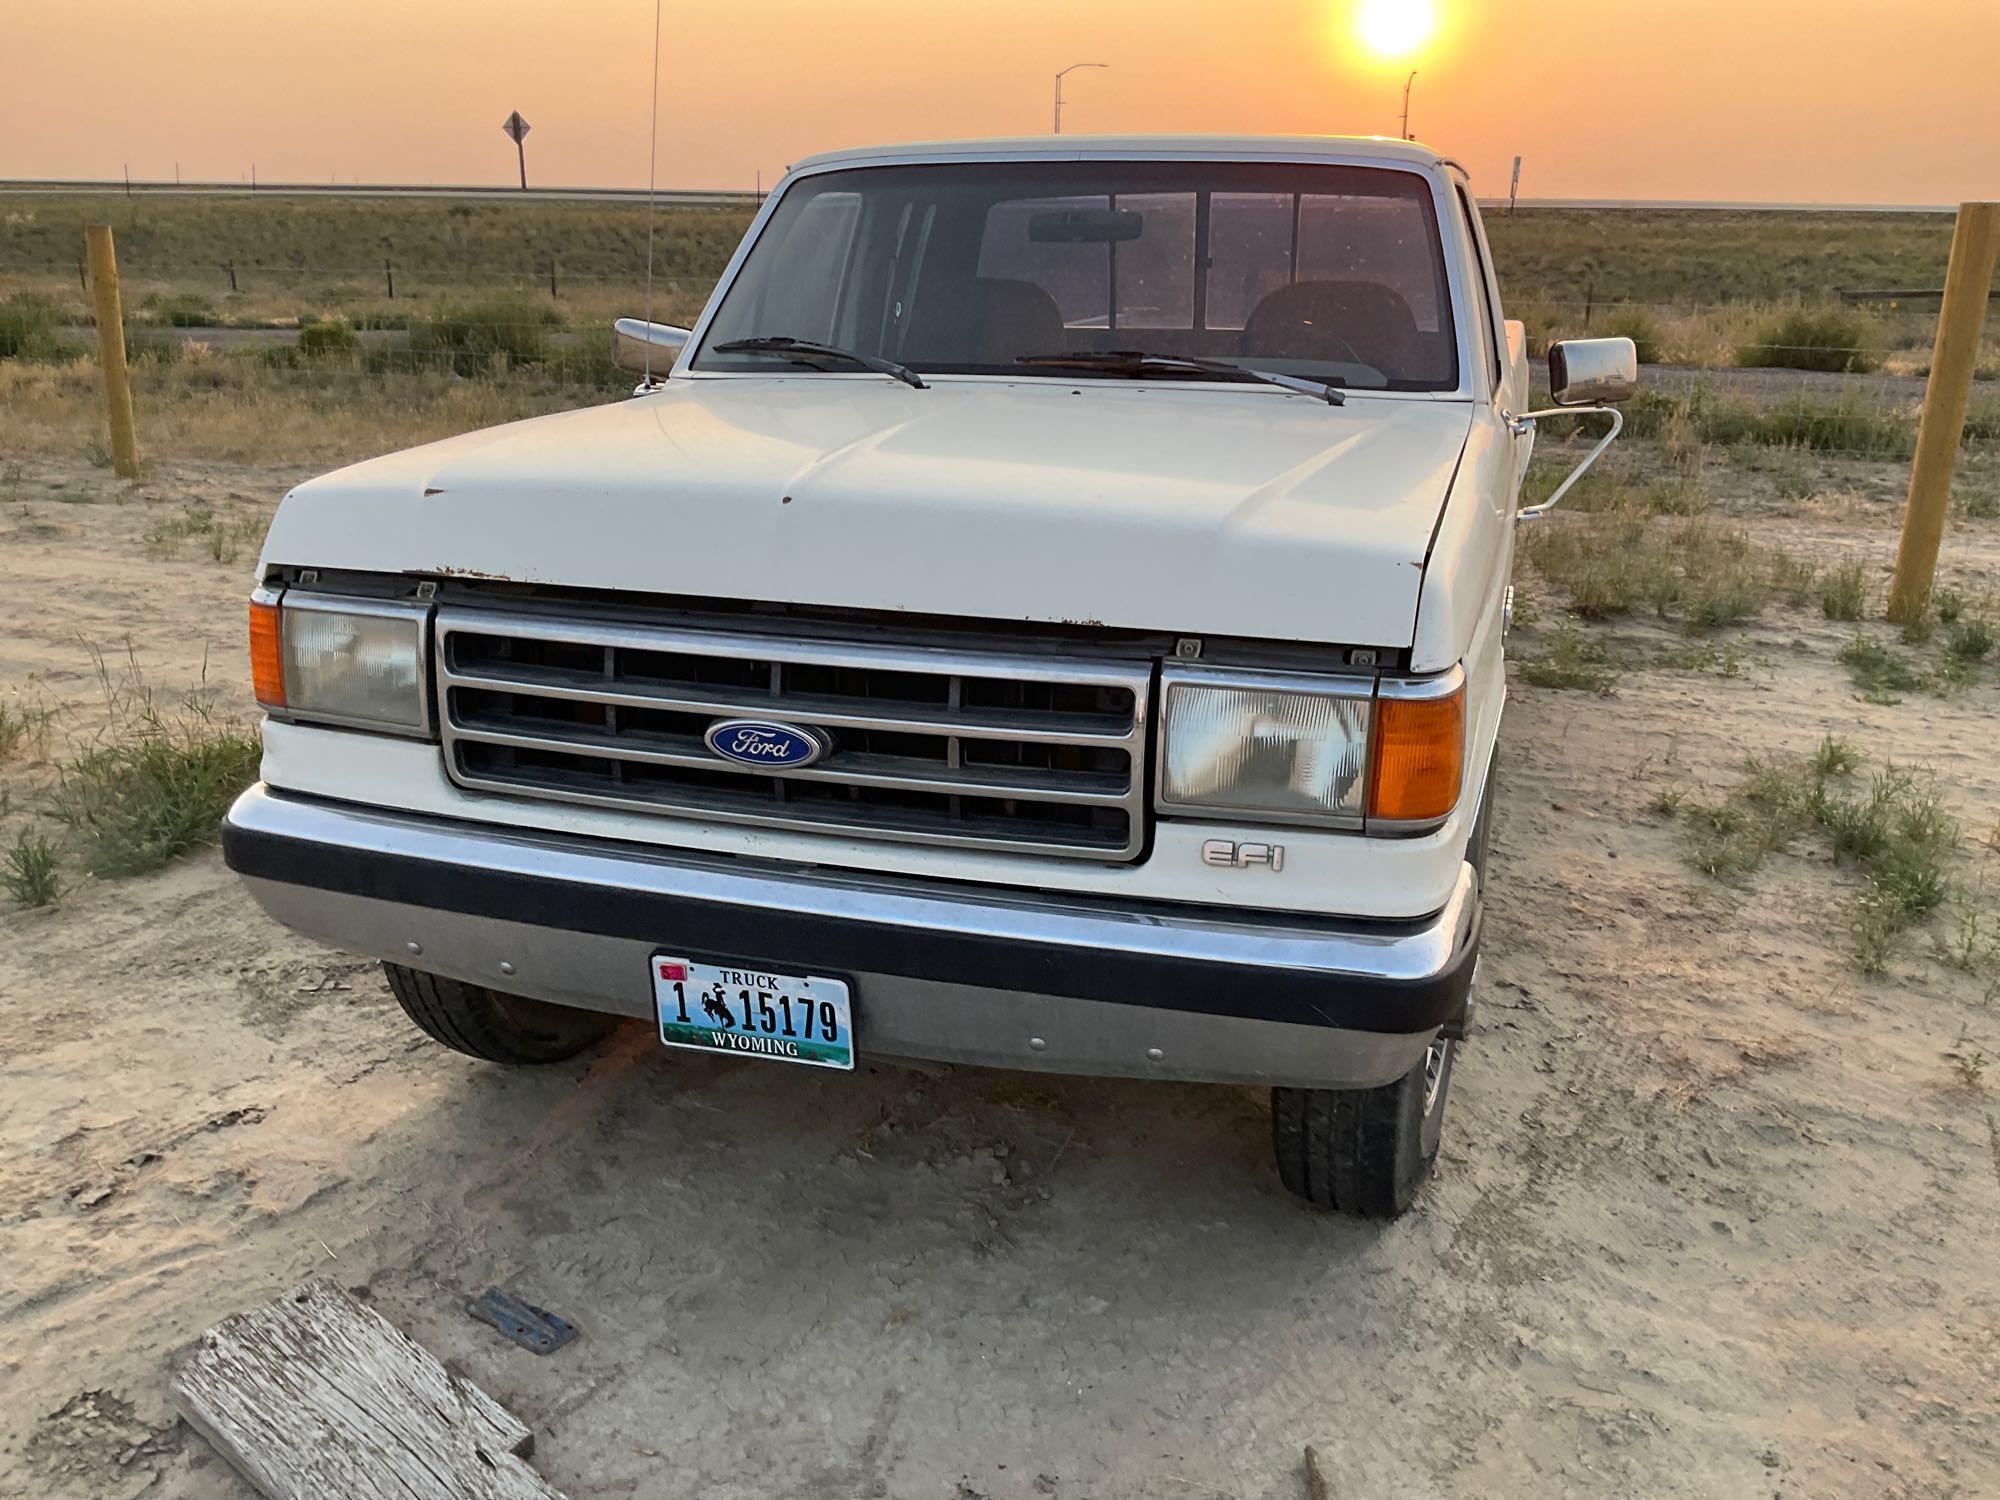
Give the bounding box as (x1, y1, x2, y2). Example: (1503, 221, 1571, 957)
(225, 136, 1633, 1215)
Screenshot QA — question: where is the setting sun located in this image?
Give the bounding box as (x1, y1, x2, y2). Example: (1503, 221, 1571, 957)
(1356, 0, 1437, 58)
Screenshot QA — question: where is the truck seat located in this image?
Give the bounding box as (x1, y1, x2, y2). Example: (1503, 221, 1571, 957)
(1242, 280, 1424, 380)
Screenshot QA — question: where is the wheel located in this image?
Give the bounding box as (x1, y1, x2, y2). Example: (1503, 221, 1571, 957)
(1271, 753, 1487, 1214)
(1271, 1030, 1457, 1217)
(381, 963, 617, 1064)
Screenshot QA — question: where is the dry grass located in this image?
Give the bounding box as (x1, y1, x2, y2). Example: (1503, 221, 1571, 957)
(1818, 562, 1868, 621)
(3, 827, 62, 908)
(1520, 502, 1815, 631)
(1735, 306, 1883, 373)
(1515, 619, 1620, 692)
(0, 352, 617, 466)
(46, 683, 260, 880)
(1663, 744, 1967, 974)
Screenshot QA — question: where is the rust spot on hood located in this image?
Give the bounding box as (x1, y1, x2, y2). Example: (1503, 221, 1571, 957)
(423, 486, 446, 497)
(428, 564, 517, 581)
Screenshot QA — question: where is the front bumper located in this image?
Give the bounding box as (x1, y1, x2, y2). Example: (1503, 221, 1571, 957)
(223, 785, 1481, 1090)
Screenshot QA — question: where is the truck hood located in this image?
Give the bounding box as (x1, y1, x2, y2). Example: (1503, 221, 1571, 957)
(266, 377, 1472, 646)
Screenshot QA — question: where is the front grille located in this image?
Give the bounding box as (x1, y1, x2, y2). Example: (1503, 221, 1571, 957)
(434, 608, 1152, 860)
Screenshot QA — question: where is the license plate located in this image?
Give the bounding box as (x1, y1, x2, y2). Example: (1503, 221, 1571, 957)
(650, 956, 855, 1071)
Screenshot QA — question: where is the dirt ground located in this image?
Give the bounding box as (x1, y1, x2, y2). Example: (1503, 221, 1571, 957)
(3, 447, 1998, 1500)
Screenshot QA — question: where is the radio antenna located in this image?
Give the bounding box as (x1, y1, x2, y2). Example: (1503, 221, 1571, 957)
(642, 0, 664, 386)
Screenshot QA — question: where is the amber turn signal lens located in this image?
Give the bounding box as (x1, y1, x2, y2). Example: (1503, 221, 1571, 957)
(249, 596, 285, 709)
(1368, 687, 1464, 824)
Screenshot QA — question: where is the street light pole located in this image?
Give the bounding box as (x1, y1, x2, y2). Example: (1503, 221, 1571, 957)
(1401, 71, 1418, 140)
(1053, 62, 1108, 134)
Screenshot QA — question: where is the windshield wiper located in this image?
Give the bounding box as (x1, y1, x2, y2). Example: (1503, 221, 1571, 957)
(1015, 349, 1345, 405)
(711, 336, 928, 390)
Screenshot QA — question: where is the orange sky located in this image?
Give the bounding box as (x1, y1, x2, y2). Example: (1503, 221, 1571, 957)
(4, 0, 1997, 203)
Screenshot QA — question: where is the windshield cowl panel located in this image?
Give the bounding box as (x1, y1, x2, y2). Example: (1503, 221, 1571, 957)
(693, 159, 1461, 396)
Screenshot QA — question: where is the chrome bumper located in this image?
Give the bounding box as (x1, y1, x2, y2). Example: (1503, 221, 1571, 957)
(223, 786, 1481, 1090)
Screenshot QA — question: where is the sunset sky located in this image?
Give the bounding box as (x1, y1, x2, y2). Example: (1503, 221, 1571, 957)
(4, 0, 1997, 204)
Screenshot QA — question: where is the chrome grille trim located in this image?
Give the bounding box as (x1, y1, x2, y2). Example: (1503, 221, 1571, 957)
(435, 608, 1152, 861)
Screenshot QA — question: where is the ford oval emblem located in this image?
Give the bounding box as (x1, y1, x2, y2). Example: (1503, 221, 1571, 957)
(704, 718, 832, 770)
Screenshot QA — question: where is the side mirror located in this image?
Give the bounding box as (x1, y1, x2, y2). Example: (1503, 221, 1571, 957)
(613, 318, 693, 379)
(1547, 337, 1638, 406)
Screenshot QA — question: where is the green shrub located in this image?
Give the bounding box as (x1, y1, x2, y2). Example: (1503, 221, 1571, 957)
(298, 318, 361, 356)
(1679, 747, 1963, 973)
(1683, 800, 1766, 880)
(123, 327, 182, 364)
(1821, 792, 1890, 863)
(1521, 509, 1810, 631)
(0, 701, 55, 758)
(1838, 634, 1924, 704)
(1955, 487, 1999, 520)
(1961, 397, 2000, 443)
(1515, 619, 1619, 692)
(1811, 735, 1861, 778)
(2, 826, 62, 908)
(409, 299, 556, 375)
(253, 342, 303, 371)
(1598, 307, 1665, 365)
(1945, 615, 1994, 662)
(0, 292, 75, 361)
(1817, 562, 1866, 621)
(1747, 393, 1911, 458)
(48, 706, 260, 878)
(1735, 306, 1882, 373)
(138, 291, 219, 328)
(1624, 383, 1913, 459)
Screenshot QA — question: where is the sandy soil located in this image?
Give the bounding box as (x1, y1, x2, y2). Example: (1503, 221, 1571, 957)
(2, 449, 1998, 1500)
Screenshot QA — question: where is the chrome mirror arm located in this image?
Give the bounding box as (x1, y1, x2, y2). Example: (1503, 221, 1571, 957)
(1507, 405, 1625, 523)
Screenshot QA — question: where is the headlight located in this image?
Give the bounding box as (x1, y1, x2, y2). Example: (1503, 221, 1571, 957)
(249, 588, 432, 736)
(1158, 666, 1463, 831)
(1159, 670, 1372, 825)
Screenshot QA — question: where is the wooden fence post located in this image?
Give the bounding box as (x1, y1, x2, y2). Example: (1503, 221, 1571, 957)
(84, 225, 141, 479)
(1888, 201, 2000, 622)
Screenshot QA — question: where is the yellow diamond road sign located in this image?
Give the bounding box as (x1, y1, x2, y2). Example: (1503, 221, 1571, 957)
(502, 111, 531, 144)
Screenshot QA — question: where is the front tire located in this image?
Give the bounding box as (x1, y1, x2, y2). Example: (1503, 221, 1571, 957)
(382, 963, 617, 1064)
(1271, 1034, 1456, 1216)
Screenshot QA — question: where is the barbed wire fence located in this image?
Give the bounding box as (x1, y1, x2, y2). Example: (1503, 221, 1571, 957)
(2, 243, 1997, 470)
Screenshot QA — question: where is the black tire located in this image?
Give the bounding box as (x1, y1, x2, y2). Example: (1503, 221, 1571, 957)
(381, 963, 617, 1064)
(1272, 751, 1488, 1214)
(1271, 1035, 1456, 1217)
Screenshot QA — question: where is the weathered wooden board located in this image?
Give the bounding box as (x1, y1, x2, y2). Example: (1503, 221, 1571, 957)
(173, 1278, 567, 1500)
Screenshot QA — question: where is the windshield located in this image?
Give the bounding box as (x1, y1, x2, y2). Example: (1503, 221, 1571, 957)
(694, 160, 1459, 392)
